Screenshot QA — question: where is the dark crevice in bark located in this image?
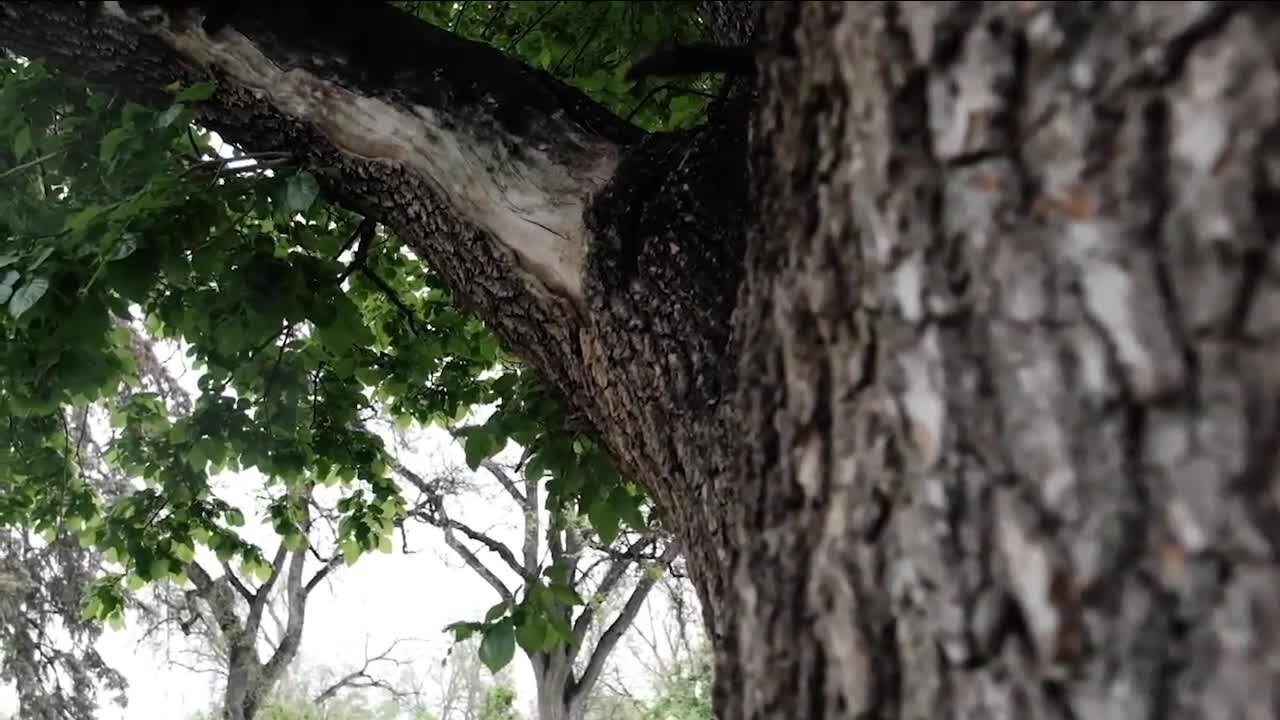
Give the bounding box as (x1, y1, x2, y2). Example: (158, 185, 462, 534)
(1142, 96, 1201, 407)
(1232, 122, 1280, 336)
(1129, 2, 1242, 88)
(1042, 679, 1079, 720)
(944, 149, 1005, 169)
(926, 3, 985, 68)
(1006, 27, 1040, 216)
(1146, 595, 1190, 720)
(1235, 417, 1280, 556)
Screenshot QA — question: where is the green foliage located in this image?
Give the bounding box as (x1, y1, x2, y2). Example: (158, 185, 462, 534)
(0, 0, 693, 671)
(479, 685, 522, 720)
(398, 0, 719, 132)
(644, 652, 714, 720)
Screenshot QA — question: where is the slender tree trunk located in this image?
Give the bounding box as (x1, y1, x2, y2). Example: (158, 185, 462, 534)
(4, 2, 1280, 718)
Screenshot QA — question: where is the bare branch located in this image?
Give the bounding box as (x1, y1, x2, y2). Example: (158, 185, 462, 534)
(303, 554, 343, 595)
(570, 537, 656, 651)
(439, 517, 514, 604)
(446, 518, 532, 582)
(392, 457, 521, 599)
(312, 637, 419, 706)
(481, 460, 526, 506)
(570, 543, 681, 704)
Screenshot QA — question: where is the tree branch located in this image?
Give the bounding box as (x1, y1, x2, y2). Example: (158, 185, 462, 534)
(303, 554, 343, 595)
(440, 520, 514, 604)
(244, 542, 290, 634)
(570, 543, 680, 704)
(570, 537, 656, 652)
(481, 460, 526, 506)
(446, 518, 531, 582)
(261, 546, 308, 683)
(215, 561, 255, 606)
(312, 638, 417, 706)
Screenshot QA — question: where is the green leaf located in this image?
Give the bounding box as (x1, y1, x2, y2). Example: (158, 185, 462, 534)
(8, 276, 49, 319)
(484, 600, 509, 623)
(283, 172, 320, 213)
(516, 614, 549, 654)
(444, 621, 482, 642)
(543, 563, 569, 585)
(106, 233, 139, 262)
(65, 204, 107, 233)
(548, 584, 583, 607)
(99, 127, 131, 164)
(546, 613, 573, 643)
(524, 452, 548, 482)
(0, 254, 17, 269)
(173, 542, 196, 563)
(107, 613, 125, 631)
(613, 490, 646, 531)
(147, 556, 170, 580)
(247, 559, 273, 582)
(175, 80, 217, 102)
(13, 125, 31, 161)
(341, 538, 361, 565)
(463, 430, 500, 471)
(26, 246, 53, 271)
(479, 620, 516, 673)
(225, 509, 245, 527)
(588, 496, 620, 545)
(82, 596, 103, 621)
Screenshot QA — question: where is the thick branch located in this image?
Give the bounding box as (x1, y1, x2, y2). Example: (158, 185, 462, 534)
(261, 547, 308, 683)
(244, 542, 289, 634)
(0, 2, 637, 306)
(219, 561, 255, 606)
(184, 562, 246, 648)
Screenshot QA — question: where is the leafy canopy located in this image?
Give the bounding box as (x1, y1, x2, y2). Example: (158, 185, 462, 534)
(0, 1, 714, 671)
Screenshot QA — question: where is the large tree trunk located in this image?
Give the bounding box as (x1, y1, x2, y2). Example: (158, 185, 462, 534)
(732, 2, 1280, 718)
(4, 2, 1280, 718)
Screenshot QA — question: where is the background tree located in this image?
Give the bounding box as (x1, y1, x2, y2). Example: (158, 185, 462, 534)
(398, 456, 678, 720)
(5, 2, 1280, 718)
(403, 636, 520, 720)
(0, 321, 193, 718)
(584, 574, 708, 720)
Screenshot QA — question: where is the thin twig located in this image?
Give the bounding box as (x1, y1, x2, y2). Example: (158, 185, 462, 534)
(0, 151, 62, 180)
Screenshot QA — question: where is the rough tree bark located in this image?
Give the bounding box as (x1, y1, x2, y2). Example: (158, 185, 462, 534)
(4, 2, 1280, 718)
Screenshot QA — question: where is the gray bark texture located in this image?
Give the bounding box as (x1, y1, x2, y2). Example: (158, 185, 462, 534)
(3, 1, 1280, 718)
(732, 2, 1280, 718)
